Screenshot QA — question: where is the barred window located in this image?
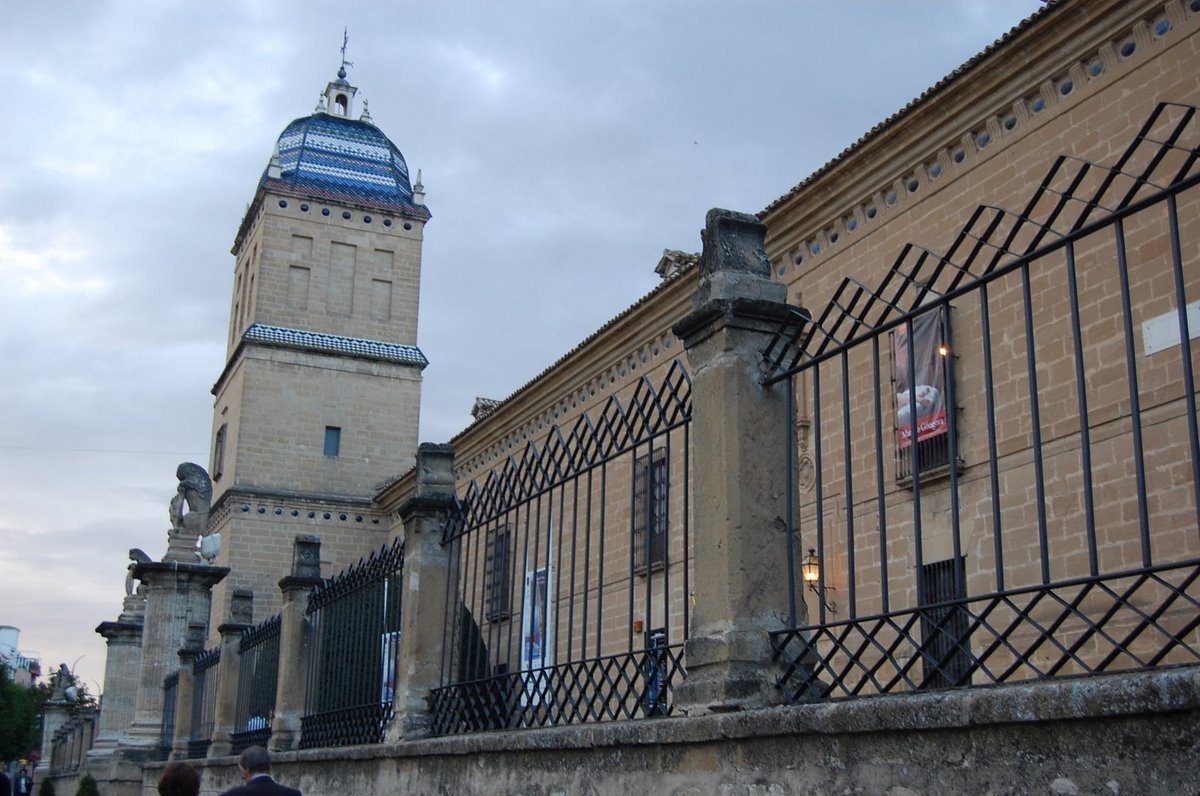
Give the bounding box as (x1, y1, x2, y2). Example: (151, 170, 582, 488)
(918, 556, 973, 689)
(485, 525, 511, 622)
(633, 449, 668, 573)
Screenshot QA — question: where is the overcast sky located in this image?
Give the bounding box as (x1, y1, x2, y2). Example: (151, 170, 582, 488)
(0, 1, 1042, 696)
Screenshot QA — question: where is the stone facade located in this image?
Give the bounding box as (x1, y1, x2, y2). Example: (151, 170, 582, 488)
(756, 0, 1200, 676)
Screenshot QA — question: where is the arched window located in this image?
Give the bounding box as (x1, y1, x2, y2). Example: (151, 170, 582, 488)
(334, 94, 348, 116)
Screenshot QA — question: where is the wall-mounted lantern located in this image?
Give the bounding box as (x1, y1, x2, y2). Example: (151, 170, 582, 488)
(802, 548, 837, 613)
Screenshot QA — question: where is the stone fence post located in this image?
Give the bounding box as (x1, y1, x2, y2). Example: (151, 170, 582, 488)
(268, 536, 322, 752)
(208, 589, 253, 757)
(386, 443, 457, 741)
(123, 559, 227, 757)
(88, 592, 144, 770)
(170, 622, 207, 760)
(671, 208, 799, 714)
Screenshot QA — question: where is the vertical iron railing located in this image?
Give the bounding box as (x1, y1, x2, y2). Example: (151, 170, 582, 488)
(299, 538, 404, 748)
(159, 671, 178, 761)
(430, 360, 692, 734)
(763, 101, 1200, 700)
(231, 613, 281, 754)
(187, 646, 220, 758)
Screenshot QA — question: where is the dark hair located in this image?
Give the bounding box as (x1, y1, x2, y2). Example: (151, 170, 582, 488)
(239, 745, 272, 775)
(157, 761, 200, 796)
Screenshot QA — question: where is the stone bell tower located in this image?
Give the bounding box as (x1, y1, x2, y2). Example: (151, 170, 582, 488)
(203, 56, 430, 629)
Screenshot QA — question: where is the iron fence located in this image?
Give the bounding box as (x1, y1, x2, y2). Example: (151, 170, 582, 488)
(300, 538, 404, 748)
(187, 646, 220, 758)
(430, 360, 692, 734)
(159, 671, 178, 761)
(765, 102, 1200, 700)
(231, 613, 281, 754)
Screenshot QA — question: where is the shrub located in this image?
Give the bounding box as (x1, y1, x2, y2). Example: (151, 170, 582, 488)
(37, 779, 56, 796)
(75, 774, 100, 796)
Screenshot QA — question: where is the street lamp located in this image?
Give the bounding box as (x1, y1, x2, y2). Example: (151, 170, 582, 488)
(801, 548, 837, 613)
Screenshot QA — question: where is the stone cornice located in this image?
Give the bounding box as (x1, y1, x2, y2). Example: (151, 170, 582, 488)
(672, 298, 798, 352)
(211, 326, 424, 397)
(761, 0, 1191, 265)
(278, 575, 323, 594)
(132, 560, 230, 587)
(207, 485, 383, 530)
(95, 620, 143, 641)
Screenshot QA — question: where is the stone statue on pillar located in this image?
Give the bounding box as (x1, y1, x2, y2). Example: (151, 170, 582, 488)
(166, 462, 211, 562)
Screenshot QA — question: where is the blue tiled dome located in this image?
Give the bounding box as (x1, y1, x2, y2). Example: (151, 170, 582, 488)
(258, 113, 428, 218)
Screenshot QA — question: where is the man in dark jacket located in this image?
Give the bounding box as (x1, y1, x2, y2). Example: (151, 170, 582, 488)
(14, 768, 33, 795)
(219, 746, 301, 796)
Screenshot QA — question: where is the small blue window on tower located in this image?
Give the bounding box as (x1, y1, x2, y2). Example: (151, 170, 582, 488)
(324, 426, 341, 458)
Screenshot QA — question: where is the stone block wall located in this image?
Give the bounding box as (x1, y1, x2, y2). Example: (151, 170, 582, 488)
(148, 667, 1200, 796)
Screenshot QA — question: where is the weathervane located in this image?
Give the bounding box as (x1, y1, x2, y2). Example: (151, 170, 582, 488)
(338, 28, 354, 79)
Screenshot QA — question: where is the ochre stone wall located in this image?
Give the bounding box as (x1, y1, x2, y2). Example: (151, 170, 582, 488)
(756, 0, 1200, 681)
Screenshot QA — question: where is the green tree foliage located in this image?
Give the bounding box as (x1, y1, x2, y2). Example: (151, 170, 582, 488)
(37, 778, 56, 796)
(0, 662, 43, 762)
(44, 667, 95, 718)
(74, 773, 100, 796)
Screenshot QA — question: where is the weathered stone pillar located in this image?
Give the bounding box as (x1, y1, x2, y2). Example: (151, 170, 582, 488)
(268, 536, 322, 753)
(88, 585, 145, 765)
(39, 674, 77, 769)
(208, 589, 253, 757)
(671, 208, 798, 714)
(121, 559, 227, 756)
(386, 443, 457, 741)
(88, 567, 150, 794)
(170, 623, 207, 759)
(75, 709, 96, 770)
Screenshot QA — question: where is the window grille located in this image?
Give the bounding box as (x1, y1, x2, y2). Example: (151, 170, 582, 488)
(918, 557, 973, 689)
(485, 525, 511, 622)
(633, 449, 668, 572)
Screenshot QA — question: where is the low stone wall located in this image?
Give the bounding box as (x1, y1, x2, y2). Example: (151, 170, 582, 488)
(148, 667, 1200, 795)
(42, 771, 82, 796)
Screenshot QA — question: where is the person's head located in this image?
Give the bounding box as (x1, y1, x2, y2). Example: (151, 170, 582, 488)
(157, 761, 200, 796)
(238, 745, 272, 780)
(19, 768, 27, 775)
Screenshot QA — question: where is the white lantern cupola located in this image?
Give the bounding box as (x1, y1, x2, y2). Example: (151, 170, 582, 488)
(323, 31, 358, 118)
(324, 66, 357, 118)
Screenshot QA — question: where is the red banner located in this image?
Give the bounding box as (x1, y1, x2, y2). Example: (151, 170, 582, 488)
(894, 312, 947, 449)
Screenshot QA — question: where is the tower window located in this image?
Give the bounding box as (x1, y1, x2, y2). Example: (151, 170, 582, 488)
(324, 426, 341, 458)
(334, 94, 348, 116)
(212, 424, 227, 481)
